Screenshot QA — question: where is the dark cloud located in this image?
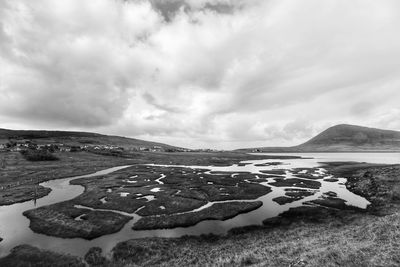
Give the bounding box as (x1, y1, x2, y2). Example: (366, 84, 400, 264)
(204, 3, 236, 14)
(148, 0, 189, 21)
(147, 0, 238, 21)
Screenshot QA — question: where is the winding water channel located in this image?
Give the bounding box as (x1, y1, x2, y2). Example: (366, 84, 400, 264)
(0, 153, 399, 257)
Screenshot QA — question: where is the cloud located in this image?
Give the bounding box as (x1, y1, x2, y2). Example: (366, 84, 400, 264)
(1, 0, 400, 149)
(147, 0, 241, 21)
(142, 92, 181, 113)
(0, 0, 161, 127)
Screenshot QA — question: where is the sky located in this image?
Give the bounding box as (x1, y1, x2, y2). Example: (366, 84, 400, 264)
(1, 0, 400, 149)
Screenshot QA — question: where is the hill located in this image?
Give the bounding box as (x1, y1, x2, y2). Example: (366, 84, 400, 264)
(0, 128, 180, 151)
(238, 124, 400, 152)
(297, 124, 400, 151)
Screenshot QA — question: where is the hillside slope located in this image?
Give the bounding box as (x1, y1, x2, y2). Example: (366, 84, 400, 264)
(0, 128, 179, 150)
(297, 124, 400, 151)
(238, 124, 400, 152)
(296, 124, 400, 151)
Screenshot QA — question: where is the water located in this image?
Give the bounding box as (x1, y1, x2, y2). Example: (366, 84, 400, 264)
(0, 165, 132, 257)
(0, 153, 398, 257)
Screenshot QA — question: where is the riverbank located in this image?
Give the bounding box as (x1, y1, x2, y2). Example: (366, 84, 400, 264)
(1, 162, 399, 266)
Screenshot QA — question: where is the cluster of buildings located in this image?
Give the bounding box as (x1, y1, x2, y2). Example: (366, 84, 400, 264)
(0, 141, 125, 153)
(0, 141, 193, 153)
(0, 141, 201, 154)
(136, 145, 163, 152)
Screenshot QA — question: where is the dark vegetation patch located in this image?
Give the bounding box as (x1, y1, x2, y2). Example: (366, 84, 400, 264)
(304, 192, 351, 211)
(306, 197, 348, 209)
(133, 201, 263, 230)
(196, 183, 271, 202)
(272, 189, 315, 205)
(0, 244, 84, 267)
(262, 206, 355, 226)
(254, 162, 283, 167)
(259, 169, 286, 175)
(136, 195, 207, 216)
(324, 191, 337, 197)
(87, 149, 127, 158)
(111, 234, 226, 266)
(20, 149, 59, 161)
(324, 177, 339, 182)
(272, 196, 298, 205)
(269, 178, 321, 189)
(23, 202, 132, 240)
(285, 188, 316, 197)
(293, 173, 321, 179)
(84, 247, 108, 266)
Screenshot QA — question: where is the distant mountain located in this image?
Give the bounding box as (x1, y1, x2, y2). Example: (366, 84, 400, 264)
(238, 124, 400, 152)
(0, 128, 180, 150)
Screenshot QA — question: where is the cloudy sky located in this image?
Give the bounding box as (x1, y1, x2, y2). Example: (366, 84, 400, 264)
(1, 0, 400, 149)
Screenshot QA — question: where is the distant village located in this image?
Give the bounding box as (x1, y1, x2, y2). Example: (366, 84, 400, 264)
(0, 141, 121, 153)
(0, 140, 214, 153)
